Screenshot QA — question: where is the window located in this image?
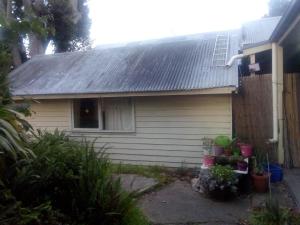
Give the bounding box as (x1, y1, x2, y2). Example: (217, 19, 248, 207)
(101, 98, 133, 131)
(73, 99, 99, 128)
(72, 98, 134, 131)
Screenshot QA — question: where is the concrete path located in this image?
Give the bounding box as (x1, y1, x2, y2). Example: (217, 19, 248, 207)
(139, 180, 249, 225)
(285, 168, 300, 208)
(139, 180, 294, 225)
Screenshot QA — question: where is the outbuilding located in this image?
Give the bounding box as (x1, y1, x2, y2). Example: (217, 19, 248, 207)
(9, 18, 279, 167)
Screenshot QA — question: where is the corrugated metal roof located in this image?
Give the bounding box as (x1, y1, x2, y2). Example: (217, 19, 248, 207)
(242, 16, 281, 49)
(270, 0, 300, 42)
(10, 30, 240, 96)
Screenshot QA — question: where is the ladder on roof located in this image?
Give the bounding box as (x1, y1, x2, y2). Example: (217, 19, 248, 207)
(212, 33, 230, 66)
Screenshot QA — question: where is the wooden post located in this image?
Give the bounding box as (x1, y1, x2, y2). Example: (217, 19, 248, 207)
(250, 54, 255, 77)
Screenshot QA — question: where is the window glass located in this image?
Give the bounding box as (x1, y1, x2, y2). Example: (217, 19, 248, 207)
(73, 99, 99, 128)
(102, 98, 133, 131)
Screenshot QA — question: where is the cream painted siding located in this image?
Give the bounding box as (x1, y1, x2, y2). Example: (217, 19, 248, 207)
(26, 95, 232, 167)
(27, 99, 72, 131)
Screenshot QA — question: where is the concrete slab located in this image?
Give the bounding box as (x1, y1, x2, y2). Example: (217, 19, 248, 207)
(114, 174, 158, 194)
(139, 180, 250, 225)
(139, 180, 294, 225)
(284, 168, 300, 208)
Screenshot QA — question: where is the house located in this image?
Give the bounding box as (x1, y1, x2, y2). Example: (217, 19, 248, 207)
(9, 17, 280, 167)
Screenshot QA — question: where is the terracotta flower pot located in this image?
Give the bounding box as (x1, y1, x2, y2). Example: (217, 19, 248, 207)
(203, 155, 215, 167)
(213, 145, 224, 156)
(252, 173, 270, 193)
(240, 144, 253, 157)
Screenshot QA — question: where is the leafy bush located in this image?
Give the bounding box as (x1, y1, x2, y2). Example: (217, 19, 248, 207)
(211, 164, 236, 182)
(3, 130, 148, 225)
(0, 191, 68, 225)
(199, 165, 238, 201)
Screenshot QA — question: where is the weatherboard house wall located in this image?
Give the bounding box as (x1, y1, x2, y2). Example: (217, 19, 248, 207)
(26, 95, 232, 167)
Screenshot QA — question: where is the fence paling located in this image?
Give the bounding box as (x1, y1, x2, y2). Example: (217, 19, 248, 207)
(233, 75, 273, 159)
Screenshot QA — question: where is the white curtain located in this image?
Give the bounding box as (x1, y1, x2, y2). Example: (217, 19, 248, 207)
(103, 98, 133, 131)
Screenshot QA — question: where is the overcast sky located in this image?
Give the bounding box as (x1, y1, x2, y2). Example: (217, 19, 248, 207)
(88, 0, 270, 47)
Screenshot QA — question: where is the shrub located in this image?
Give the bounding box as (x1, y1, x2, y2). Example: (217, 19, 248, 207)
(211, 164, 236, 182)
(10, 130, 149, 225)
(199, 165, 238, 201)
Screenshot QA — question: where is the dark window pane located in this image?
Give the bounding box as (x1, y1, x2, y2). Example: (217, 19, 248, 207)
(73, 99, 99, 128)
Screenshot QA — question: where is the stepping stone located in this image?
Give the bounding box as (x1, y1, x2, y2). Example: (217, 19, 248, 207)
(114, 174, 158, 194)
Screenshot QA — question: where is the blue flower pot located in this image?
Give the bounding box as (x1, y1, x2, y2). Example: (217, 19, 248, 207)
(264, 164, 283, 183)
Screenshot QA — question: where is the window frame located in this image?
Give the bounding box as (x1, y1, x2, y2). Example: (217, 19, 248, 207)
(70, 98, 136, 133)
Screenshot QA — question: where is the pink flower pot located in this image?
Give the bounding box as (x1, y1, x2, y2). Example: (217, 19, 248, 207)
(203, 155, 215, 167)
(240, 144, 253, 157)
(213, 145, 224, 156)
(236, 141, 244, 148)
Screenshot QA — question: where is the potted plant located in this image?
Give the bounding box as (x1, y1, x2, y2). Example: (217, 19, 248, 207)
(215, 155, 230, 166)
(226, 155, 242, 170)
(202, 137, 215, 167)
(240, 144, 253, 158)
(214, 135, 232, 156)
(237, 160, 248, 171)
(232, 146, 241, 156)
(199, 165, 238, 201)
(252, 151, 269, 193)
(229, 155, 243, 169)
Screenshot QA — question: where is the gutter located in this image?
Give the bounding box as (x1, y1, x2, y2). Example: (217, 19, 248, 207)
(226, 54, 244, 67)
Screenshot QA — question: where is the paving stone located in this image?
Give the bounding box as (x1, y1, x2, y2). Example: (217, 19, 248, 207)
(114, 174, 158, 194)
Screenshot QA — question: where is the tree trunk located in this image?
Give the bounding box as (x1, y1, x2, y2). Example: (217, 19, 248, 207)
(4, 0, 22, 67)
(28, 33, 46, 57)
(6, 0, 11, 18)
(70, 0, 81, 23)
(10, 45, 22, 67)
(0, 0, 6, 15)
(22, 0, 47, 57)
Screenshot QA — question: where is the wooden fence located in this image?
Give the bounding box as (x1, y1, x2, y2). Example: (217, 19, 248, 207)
(283, 73, 300, 168)
(233, 75, 274, 159)
(233, 73, 300, 167)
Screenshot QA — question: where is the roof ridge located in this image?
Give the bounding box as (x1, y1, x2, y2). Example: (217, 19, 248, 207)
(32, 29, 240, 60)
(243, 16, 282, 25)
